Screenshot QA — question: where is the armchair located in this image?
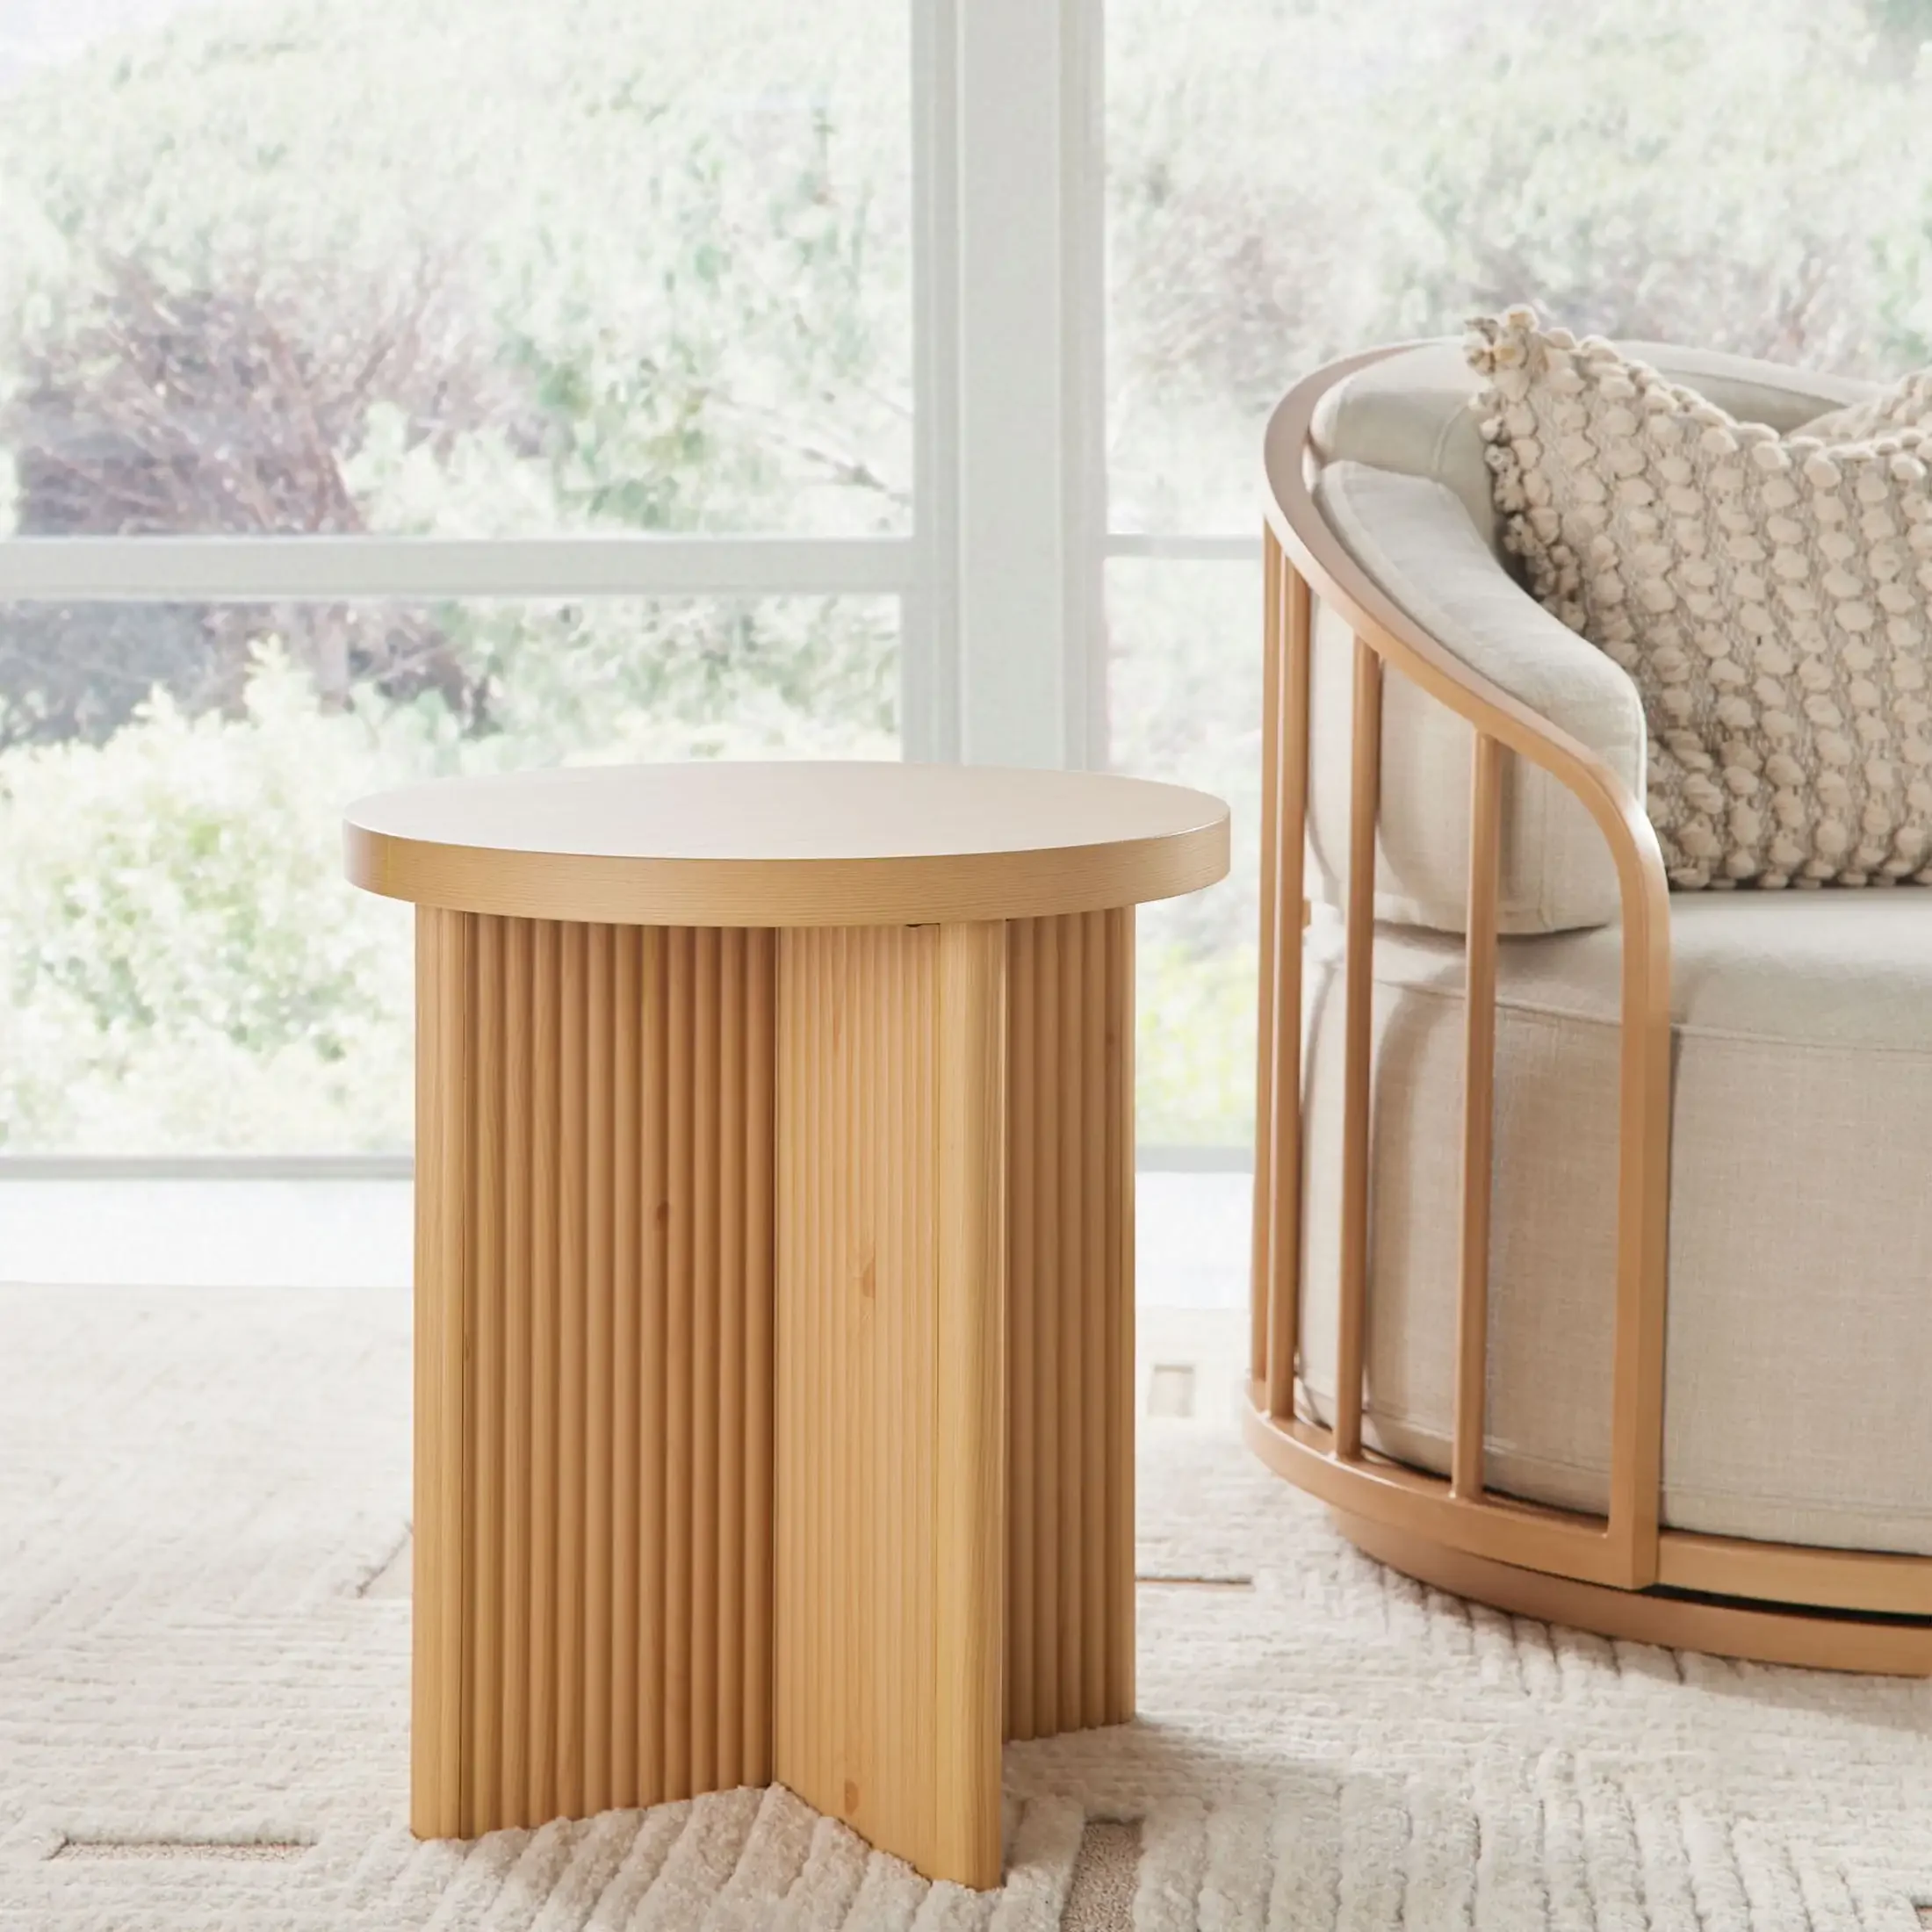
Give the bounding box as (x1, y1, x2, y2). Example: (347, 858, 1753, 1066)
(1249, 340, 1932, 1669)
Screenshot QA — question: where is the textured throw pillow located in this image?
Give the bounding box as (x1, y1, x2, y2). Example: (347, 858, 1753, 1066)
(1467, 306, 1932, 889)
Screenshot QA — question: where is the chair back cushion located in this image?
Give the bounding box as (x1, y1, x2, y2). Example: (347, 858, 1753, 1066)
(1470, 307, 1932, 890)
(1300, 338, 1875, 931)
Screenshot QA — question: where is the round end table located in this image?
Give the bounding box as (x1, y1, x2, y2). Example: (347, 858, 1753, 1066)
(344, 761, 1229, 1888)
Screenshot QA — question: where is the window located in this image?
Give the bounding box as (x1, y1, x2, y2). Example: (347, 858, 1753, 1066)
(1103, 0, 1932, 1153)
(0, 0, 925, 1159)
(0, 595, 895, 1153)
(6, 0, 1931, 1169)
(2, 2, 912, 539)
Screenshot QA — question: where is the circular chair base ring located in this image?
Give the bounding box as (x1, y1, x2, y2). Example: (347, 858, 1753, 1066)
(1333, 1509, 1932, 1677)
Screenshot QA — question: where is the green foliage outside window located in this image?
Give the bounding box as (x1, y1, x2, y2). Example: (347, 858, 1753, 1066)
(4, 0, 1932, 1149)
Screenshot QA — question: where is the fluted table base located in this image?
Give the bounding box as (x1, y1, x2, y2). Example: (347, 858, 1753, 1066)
(410, 907, 1135, 1888)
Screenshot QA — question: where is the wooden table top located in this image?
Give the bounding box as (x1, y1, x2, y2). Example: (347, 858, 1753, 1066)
(344, 761, 1229, 926)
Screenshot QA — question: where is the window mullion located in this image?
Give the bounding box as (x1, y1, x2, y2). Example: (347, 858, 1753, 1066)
(0, 535, 915, 602)
(952, 0, 1104, 772)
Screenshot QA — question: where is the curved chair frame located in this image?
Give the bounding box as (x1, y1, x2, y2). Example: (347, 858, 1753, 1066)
(1245, 347, 1932, 1672)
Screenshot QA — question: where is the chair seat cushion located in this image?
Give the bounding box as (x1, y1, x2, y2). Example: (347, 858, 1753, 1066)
(1402, 887, 1932, 1049)
(1298, 892, 1932, 1554)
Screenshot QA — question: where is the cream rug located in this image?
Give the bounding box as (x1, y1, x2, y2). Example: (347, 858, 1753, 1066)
(4, 1285, 1932, 1929)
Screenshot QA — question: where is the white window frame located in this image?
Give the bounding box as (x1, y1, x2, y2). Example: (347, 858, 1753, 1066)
(0, 0, 1253, 1175)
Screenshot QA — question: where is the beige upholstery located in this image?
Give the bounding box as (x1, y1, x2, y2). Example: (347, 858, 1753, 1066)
(1297, 340, 1932, 1559)
(1300, 892, 1932, 1555)
(1301, 341, 1878, 934)
(1308, 464, 1645, 934)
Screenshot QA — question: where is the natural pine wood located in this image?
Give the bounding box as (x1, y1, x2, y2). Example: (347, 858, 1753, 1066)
(690, 927, 720, 1799)
(608, 924, 641, 1809)
(716, 929, 746, 1790)
(1103, 911, 1135, 1719)
(741, 933, 776, 1785)
(410, 912, 775, 1837)
(408, 902, 1152, 1873)
(773, 923, 1008, 1890)
(499, 917, 533, 1825)
(528, 919, 560, 1821)
(1004, 911, 1135, 1746)
(583, 923, 615, 1816)
(366, 763, 1230, 1879)
(636, 927, 669, 1799)
(555, 920, 587, 1820)
(470, 912, 505, 1824)
(1006, 918, 1039, 1740)
(347, 761, 1227, 929)
(411, 907, 470, 1839)
(662, 927, 693, 1803)
(932, 921, 1009, 1883)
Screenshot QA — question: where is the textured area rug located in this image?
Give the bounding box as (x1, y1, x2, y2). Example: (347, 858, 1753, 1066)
(4, 1286, 1932, 1929)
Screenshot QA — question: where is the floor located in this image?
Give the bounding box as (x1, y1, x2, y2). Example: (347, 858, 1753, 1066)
(0, 1185, 1244, 1932)
(10, 1282, 1932, 1928)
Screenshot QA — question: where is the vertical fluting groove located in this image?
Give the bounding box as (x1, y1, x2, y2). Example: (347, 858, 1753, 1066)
(1453, 735, 1503, 1502)
(781, 928, 804, 1804)
(1106, 906, 1135, 1718)
(418, 915, 776, 1840)
(717, 931, 746, 1790)
(528, 919, 560, 1820)
(933, 920, 1007, 1886)
(1266, 561, 1313, 1423)
(883, 934, 899, 1830)
(894, 933, 916, 1827)
(1079, 913, 1108, 1723)
(1034, 916, 1061, 1739)
(555, 921, 588, 1818)
(877, 935, 899, 1815)
(862, 935, 884, 1827)
(500, 918, 533, 1825)
(1000, 911, 1137, 1743)
(922, 931, 942, 1856)
(816, 932, 836, 1818)
(818, 932, 834, 1818)
(773, 934, 797, 1791)
(1252, 527, 1283, 1386)
(922, 929, 943, 1848)
(470, 911, 505, 1832)
(1056, 914, 1085, 1734)
(609, 923, 641, 1807)
(638, 926, 669, 1802)
(1335, 636, 1383, 1462)
(665, 927, 695, 1799)
(691, 929, 721, 1798)
(744, 931, 775, 1784)
(916, 934, 939, 1856)
(1006, 919, 1037, 1741)
(411, 907, 468, 1838)
(582, 921, 614, 1813)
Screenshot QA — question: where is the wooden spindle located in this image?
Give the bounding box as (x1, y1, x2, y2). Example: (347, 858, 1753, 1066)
(1333, 637, 1381, 1460)
(1251, 530, 1283, 1387)
(1265, 558, 1313, 1421)
(1451, 733, 1503, 1499)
